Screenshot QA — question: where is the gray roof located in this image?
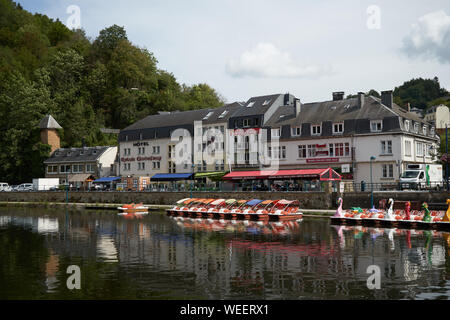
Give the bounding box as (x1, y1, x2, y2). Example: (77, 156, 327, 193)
(229, 94, 285, 118)
(121, 102, 243, 131)
(44, 146, 112, 164)
(39, 115, 62, 129)
(265, 95, 436, 138)
(268, 96, 431, 125)
(122, 109, 211, 131)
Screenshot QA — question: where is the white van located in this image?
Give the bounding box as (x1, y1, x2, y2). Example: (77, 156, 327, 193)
(400, 164, 443, 190)
(0, 182, 11, 192)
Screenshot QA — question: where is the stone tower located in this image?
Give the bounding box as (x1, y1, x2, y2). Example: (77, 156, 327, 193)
(39, 115, 62, 154)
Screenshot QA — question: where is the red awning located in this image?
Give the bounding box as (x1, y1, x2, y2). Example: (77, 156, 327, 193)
(223, 168, 341, 181)
(222, 170, 277, 180)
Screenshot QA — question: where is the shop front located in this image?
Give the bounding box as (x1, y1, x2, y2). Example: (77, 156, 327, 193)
(222, 168, 341, 191)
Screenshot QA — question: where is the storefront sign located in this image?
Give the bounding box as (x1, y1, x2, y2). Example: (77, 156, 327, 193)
(316, 144, 326, 148)
(315, 151, 329, 155)
(306, 157, 339, 163)
(341, 164, 350, 173)
(121, 156, 162, 162)
(133, 142, 149, 146)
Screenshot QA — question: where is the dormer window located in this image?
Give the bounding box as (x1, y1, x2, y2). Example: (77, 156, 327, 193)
(92, 150, 97, 155)
(430, 127, 435, 136)
(262, 99, 271, 106)
(311, 124, 321, 136)
(243, 119, 250, 127)
(332, 123, 344, 134)
(246, 101, 255, 108)
(404, 120, 410, 132)
(271, 128, 281, 138)
(291, 126, 301, 136)
(370, 120, 382, 132)
(80, 151, 84, 155)
(67, 152, 71, 156)
(422, 125, 427, 136)
(413, 123, 419, 133)
(139, 133, 143, 140)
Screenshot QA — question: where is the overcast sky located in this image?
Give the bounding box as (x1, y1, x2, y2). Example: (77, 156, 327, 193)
(19, 0, 450, 104)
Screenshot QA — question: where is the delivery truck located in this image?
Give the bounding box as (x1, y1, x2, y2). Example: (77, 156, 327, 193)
(32, 178, 60, 191)
(399, 164, 443, 190)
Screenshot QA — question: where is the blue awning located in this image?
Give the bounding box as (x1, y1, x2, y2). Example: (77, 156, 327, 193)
(93, 177, 121, 183)
(246, 199, 263, 206)
(151, 173, 194, 181)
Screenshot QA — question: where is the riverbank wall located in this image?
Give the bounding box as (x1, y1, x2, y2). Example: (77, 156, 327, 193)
(0, 190, 448, 210)
(0, 191, 332, 209)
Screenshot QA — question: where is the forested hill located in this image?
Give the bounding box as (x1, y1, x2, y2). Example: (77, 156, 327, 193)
(0, 0, 224, 183)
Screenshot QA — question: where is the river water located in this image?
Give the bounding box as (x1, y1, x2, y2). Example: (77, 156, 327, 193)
(0, 207, 448, 300)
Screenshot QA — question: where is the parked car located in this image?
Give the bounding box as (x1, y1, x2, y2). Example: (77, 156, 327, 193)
(0, 182, 11, 192)
(16, 183, 34, 191)
(10, 185, 19, 191)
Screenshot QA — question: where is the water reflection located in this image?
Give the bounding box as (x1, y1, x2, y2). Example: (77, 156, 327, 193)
(0, 207, 448, 300)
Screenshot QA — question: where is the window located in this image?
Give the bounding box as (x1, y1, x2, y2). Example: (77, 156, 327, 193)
(271, 128, 281, 138)
(254, 118, 259, 127)
(416, 142, 424, 156)
(345, 143, 350, 156)
(138, 147, 145, 155)
(169, 161, 176, 173)
(426, 144, 431, 157)
(430, 127, 435, 136)
(333, 123, 344, 134)
(138, 162, 145, 170)
(47, 165, 58, 174)
(311, 124, 321, 136)
(152, 161, 160, 169)
(382, 164, 394, 178)
(86, 164, 95, 173)
(405, 140, 412, 156)
(72, 164, 83, 173)
(218, 110, 228, 118)
(298, 145, 306, 158)
(262, 99, 271, 105)
(413, 123, 419, 133)
(307, 144, 316, 157)
(381, 140, 392, 154)
(422, 125, 427, 136)
(123, 148, 131, 156)
(291, 126, 301, 136)
(152, 146, 160, 154)
(243, 119, 250, 127)
(370, 120, 382, 132)
(60, 165, 71, 173)
(404, 120, 410, 132)
(139, 133, 143, 140)
(202, 160, 207, 171)
(203, 111, 214, 120)
(246, 101, 255, 108)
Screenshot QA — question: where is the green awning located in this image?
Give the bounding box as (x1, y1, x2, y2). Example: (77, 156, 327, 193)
(194, 171, 227, 181)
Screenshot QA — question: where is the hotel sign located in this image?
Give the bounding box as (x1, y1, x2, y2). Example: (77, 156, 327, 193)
(306, 157, 339, 163)
(121, 156, 162, 162)
(133, 142, 149, 146)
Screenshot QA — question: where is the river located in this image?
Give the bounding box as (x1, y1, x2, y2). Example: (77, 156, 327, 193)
(0, 207, 448, 299)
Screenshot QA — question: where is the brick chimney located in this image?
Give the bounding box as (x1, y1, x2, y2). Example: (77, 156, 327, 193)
(39, 115, 62, 154)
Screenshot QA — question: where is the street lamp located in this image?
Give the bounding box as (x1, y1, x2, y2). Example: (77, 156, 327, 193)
(66, 166, 71, 204)
(190, 163, 195, 198)
(370, 156, 376, 208)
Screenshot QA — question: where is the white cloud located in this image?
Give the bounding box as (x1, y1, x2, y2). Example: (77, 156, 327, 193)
(402, 10, 450, 63)
(226, 43, 332, 78)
